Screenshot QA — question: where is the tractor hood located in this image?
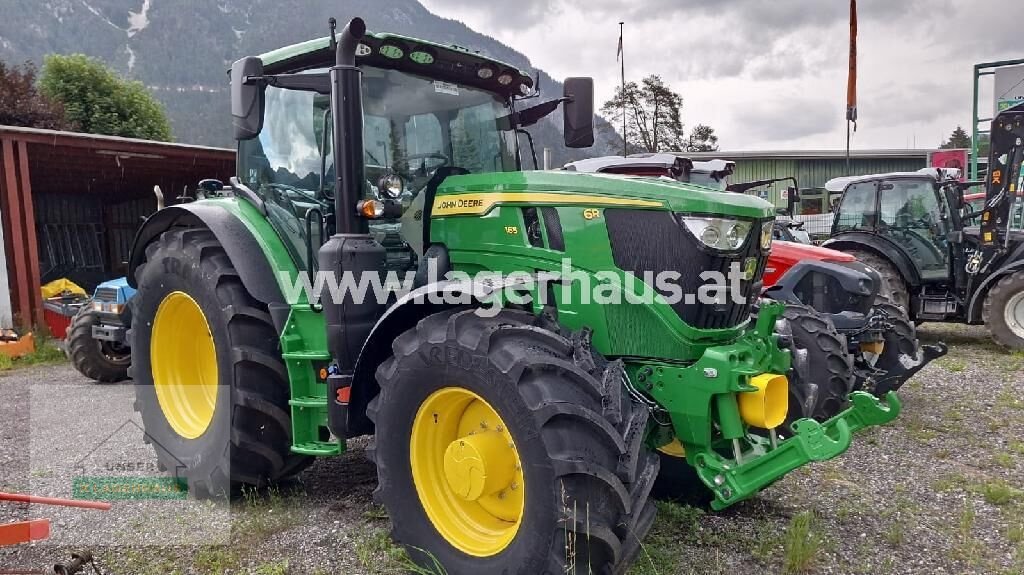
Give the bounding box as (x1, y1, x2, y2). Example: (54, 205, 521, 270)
(434, 170, 775, 220)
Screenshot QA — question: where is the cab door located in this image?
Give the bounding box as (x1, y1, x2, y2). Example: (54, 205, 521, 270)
(876, 178, 950, 281)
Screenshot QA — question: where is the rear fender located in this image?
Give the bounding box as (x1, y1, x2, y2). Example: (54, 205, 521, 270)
(966, 258, 1024, 323)
(126, 203, 286, 306)
(346, 275, 536, 437)
(823, 233, 922, 287)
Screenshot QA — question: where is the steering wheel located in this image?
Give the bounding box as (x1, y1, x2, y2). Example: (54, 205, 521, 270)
(407, 152, 451, 176)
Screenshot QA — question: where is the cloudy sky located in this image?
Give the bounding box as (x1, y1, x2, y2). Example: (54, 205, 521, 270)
(418, 0, 1024, 151)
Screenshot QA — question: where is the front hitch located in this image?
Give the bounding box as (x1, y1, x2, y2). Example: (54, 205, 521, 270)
(692, 391, 902, 510)
(871, 342, 948, 396)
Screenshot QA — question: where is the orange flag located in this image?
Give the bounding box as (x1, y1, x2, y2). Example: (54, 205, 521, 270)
(846, 0, 858, 127)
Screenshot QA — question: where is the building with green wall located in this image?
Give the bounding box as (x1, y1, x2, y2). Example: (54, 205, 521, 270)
(681, 149, 931, 214)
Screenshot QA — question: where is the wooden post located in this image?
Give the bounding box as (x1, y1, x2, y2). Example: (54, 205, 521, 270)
(0, 139, 30, 328)
(17, 141, 43, 327)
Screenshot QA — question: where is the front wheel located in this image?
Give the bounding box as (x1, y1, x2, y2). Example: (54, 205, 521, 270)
(984, 270, 1024, 350)
(369, 308, 658, 574)
(776, 304, 854, 424)
(66, 308, 130, 382)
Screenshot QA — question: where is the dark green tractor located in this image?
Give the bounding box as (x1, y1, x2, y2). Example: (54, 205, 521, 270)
(126, 17, 899, 574)
(825, 103, 1024, 348)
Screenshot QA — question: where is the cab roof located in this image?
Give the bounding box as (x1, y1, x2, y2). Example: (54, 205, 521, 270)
(824, 167, 962, 193)
(256, 31, 534, 98)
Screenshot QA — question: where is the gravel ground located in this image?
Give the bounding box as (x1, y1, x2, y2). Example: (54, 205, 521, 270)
(2, 323, 1022, 575)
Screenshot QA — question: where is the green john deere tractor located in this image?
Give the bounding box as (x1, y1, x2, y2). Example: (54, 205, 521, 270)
(127, 17, 900, 573)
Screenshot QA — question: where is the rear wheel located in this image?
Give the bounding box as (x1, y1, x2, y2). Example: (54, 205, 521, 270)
(983, 270, 1024, 350)
(776, 304, 854, 424)
(369, 308, 658, 574)
(846, 250, 910, 312)
(66, 308, 130, 382)
(129, 228, 312, 497)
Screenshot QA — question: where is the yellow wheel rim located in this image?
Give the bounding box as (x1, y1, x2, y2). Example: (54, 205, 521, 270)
(410, 387, 525, 557)
(150, 291, 219, 439)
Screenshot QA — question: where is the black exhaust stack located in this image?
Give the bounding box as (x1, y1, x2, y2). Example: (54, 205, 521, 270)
(331, 17, 367, 234)
(318, 17, 385, 439)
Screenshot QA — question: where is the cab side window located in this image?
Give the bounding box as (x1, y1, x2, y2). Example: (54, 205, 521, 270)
(834, 181, 878, 233)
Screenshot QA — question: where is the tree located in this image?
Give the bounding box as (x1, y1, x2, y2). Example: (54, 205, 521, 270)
(0, 61, 71, 130)
(600, 75, 718, 154)
(686, 124, 719, 152)
(39, 54, 172, 141)
(940, 126, 971, 149)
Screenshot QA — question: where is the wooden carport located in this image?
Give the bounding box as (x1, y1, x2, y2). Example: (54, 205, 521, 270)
(0, 126, 235, 328)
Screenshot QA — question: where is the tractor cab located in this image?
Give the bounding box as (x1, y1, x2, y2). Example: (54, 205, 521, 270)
(823, 104, 1024, 348)
(826, 169, 962, 284)
(231, 30, 593, 272)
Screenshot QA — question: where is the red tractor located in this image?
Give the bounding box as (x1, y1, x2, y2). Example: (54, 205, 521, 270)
(565, 154, 946, 424)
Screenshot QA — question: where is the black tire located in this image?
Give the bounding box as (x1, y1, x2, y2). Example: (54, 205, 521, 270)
(129, 228, 312, 497)
(66, 308, 130, 383)
(776, 304, 854, 425)
(983, 270, 1024, 350)
(369, 308, 659, 575)
(845, 249, 910, 312)
(869, 299, 923, 395)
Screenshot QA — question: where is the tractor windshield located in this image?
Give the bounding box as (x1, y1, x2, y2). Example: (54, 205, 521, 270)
(237, 65, 518, 268)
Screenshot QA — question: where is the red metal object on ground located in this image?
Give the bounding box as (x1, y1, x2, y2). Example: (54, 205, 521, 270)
(0, 519, 50, 546)
(0, 491, 111, 547)
(0, 492, 112, 511)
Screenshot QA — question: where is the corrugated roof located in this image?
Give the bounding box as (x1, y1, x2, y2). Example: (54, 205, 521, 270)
(0, 125, 234, 154)
(673, 149, 934, 160)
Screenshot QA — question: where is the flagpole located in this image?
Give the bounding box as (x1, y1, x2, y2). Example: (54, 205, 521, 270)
(619, 21, 626, 157)
(845, 0, 857, 175)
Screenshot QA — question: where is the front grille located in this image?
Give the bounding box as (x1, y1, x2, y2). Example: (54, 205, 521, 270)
(605, 209, 768, 330)
(94, 287, 119, 303)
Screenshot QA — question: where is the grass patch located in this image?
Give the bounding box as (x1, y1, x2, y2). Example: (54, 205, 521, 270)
(936, 357, 967, 372)
(782, 511, 824, 575)
(253, 559, 289, 575)
(903, 414, 940, 443)
(996, 388, 1024, 411)
(354, 528, 446, 575)
(951, 502, 984, 567)
(1010, 441, 1024, 456)
(1008, 522, 1024, 544)
(882, 516, 907, 546)
(106, 548, 183, 575)
(233, 486, 304, 542)
(993, 453, 1016, 469)
(193, 546, 240, 574)
(973, 480, 1023, 506)
(628, 501, 705, 575)
(362, 504, 389, 520)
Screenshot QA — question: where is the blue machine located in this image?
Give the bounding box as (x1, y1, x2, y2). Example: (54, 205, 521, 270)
(89, 277, 136, 343)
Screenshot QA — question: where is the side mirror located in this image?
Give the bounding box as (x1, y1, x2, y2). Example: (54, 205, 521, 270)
(563, 77, 594, 148)
(231, 57, 265, 140)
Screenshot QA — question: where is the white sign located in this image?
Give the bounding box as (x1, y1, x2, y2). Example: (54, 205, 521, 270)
(994, 64, 1024, 113)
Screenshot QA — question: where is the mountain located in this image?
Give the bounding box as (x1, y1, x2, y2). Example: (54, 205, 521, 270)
(0, 0, 621, 165)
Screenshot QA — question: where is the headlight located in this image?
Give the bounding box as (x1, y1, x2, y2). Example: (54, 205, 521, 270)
(377, 173, 405, 199)
(681, 216, 752, 251)
(92, 302, 123, 314)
